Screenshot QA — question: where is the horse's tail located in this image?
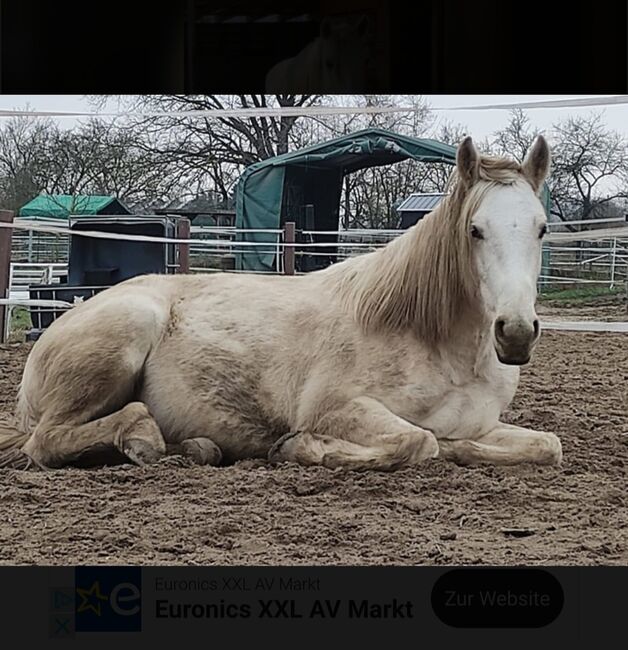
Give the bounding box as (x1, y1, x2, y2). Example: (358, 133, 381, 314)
(0, 422, 29, 451)
(0, 387, 36, 468)
(0, 418, 31, 468)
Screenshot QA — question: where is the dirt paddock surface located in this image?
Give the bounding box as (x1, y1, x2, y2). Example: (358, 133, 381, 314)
(0, 320, 627, 566)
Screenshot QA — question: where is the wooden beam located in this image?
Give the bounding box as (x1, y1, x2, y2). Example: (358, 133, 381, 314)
(177, 218, 191, 273)
(0, 210, 14, 343)
(284, 221, 295, 275)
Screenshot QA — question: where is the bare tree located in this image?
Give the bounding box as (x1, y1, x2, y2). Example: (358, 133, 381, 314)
(0, 113, 180, 213)
(0, 115, 55, 210)
(488, 110, 628, 226)
(490, 108, 540, 162)
(108, 95, 322, 204)
(414, 121, 468, 193)
(550, 113, 628, 222)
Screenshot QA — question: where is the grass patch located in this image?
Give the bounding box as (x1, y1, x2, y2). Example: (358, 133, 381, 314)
(7, 307, 32, 341)
(539, 285, 625, 303)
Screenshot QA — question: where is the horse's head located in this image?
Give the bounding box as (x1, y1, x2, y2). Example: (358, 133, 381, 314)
(456, 135, 550, 365)
(319, 15, 371, 90)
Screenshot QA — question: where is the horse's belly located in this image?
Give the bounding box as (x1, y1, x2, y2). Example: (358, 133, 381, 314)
(146, 394, 282, 461)
(141, 336, 289, 461)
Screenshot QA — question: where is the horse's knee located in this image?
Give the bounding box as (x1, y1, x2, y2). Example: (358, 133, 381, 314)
(407, 431, 440, 464)
(380, 430, 439, 468)
(116, 402, 166, 455)
(534, 433, 563, 465)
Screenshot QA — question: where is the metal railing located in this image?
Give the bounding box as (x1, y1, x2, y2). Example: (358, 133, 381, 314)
(3, 223, 627, 339)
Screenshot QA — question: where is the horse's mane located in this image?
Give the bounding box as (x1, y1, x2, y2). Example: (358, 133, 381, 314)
(329, 155, 531, 347)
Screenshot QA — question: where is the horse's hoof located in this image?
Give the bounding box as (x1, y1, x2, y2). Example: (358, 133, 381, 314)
(180, 439, 222, 466)
(267, 431, 300, 463)
(124, 439, 164, 466)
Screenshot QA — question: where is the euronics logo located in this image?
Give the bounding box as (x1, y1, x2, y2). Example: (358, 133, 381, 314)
(74, 567, 142, 632)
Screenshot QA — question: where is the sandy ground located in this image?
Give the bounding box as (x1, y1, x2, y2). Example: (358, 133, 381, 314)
(0, 307, 626, 566)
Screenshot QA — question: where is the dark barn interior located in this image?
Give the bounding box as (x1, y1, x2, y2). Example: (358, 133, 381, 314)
(186, 0, 393, 92)
(1, 1, 626, 93)
(184, 1, 627, 93)
(67, 219, 177, 286)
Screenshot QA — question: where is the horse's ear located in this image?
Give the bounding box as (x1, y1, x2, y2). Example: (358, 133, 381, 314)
(522, 135, 551, 193)
(321, 16, 333, 38)
(357, 14, 370, 37)
(456, 136, 480, 188)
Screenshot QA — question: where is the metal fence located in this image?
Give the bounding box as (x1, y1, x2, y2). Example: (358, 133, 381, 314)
(8, 222, 628, 291)
(540, 238, 628, 289)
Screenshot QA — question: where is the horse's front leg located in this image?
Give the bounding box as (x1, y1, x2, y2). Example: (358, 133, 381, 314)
(438, 423, 562, 466)
(269, 396, 439, 471)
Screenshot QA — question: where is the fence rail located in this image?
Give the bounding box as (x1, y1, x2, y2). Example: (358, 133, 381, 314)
(7, 221, 628, 287)
(3, 221, 628, 339)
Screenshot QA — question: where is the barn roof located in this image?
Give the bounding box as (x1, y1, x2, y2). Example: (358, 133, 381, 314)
(397, 193, 446, 213)
(19, 195, 130, 219)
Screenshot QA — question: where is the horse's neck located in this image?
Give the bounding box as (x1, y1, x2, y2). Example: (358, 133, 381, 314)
(444, 307, 495, 374)
(320, 223, 493, 368)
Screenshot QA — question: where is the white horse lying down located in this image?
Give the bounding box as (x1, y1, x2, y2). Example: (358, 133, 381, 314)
(265, 15, 371, 93)
(0, 136, 562, 471)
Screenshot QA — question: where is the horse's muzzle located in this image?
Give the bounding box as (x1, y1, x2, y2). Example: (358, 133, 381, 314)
(493, 316, 540, 366)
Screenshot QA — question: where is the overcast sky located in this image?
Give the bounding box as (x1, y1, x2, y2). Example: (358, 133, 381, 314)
(0, 95, 627, 141)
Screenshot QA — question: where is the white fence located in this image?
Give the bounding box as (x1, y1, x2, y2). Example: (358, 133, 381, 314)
(4, 262, 68, 340)
(11, 229, 69, 263)
(539, 237, 628, 290)
(9, 262, 67, 297)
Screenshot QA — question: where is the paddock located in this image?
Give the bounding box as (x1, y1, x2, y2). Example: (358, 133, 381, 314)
(0, 110, 626, 566)
(0, 295, 626, 565)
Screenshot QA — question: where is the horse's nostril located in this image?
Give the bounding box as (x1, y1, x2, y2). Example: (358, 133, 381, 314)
(495, 319, 506, 339)
(533, 319, 540, 337)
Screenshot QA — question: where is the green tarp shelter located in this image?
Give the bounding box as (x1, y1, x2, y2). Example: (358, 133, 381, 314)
(19, 195, 131, 220)
(234, 127, 551, 271)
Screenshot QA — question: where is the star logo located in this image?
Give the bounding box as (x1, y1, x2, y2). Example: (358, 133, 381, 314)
(74, 568, 142, 632)
(76, 581, 108, 616)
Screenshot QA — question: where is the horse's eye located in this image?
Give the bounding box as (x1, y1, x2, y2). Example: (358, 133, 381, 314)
(539, 224, 547, 238)
(470, 225, 484, 240)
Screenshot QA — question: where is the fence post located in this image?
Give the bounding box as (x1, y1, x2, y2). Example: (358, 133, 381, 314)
(540, 244, 550, 293)
(177, 218, 190, 274)
(609, 237, 617, 289)
(284, 221, 295, 276)
(0, 210, 14, 343)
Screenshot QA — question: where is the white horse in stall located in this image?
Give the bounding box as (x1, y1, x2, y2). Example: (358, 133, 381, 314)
(265, 15, 371, 93)
(0, 136, 562, 471)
